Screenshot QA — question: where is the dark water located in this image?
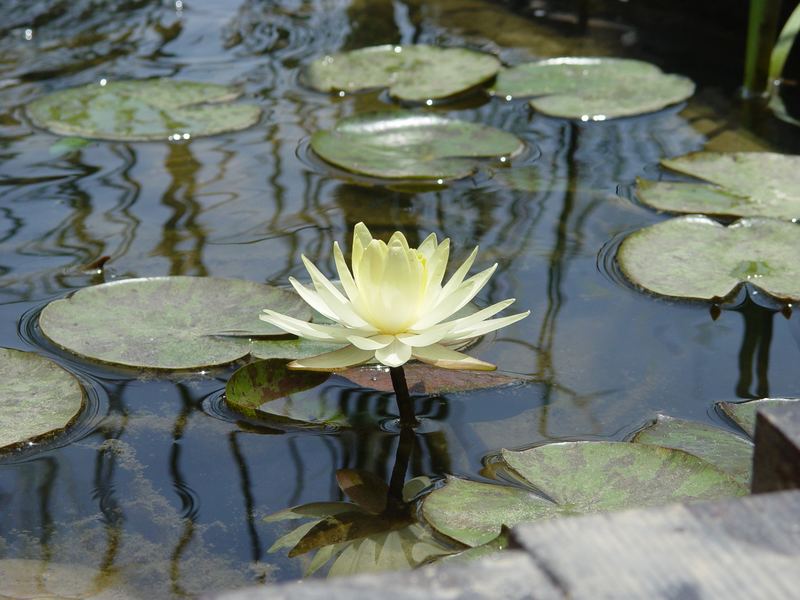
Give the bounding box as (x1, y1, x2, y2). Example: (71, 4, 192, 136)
(1, 0, 799, 596)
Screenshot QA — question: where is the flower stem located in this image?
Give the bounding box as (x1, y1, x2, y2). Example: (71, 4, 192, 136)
(389, 366, 419, 428)
(388, 424, 415, 505)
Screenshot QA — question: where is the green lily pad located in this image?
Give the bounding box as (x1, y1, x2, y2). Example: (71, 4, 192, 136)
(225, 359, 333, 425)
(631, 415, 754, 484)
(717, 398, 800, 437)
(433, 529, 510, 566)
(49, 136, 91, 156)
(617, 216, 800, 301)
(422, 441, 745, 547)
(0, 348, 85, 451)
(310, 112, 524, 180)
(340, 364, 531, 395)
(637, 152, 800, 220)
(492, 57, 695, 120)
(305, 44, 501, 102)
(250, 336, 346, 361)
(39, 277, 311, 370)
(26, 79, 261, 141)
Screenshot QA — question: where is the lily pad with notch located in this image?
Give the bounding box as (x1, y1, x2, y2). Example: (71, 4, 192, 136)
(492, 57, 695, 120)
(421, 441, 746, 547)
(26, 79, 261, 142)
(305, 44, 501, 102)
(636, 152, 800, 220)
(0, 348, 85, 452)
(310, 111, 524, 181)
(225, 359, 337, 426)
(617, 216, 800, 301)
(39, 276, 312, 370)
(717, 397, 799, 438)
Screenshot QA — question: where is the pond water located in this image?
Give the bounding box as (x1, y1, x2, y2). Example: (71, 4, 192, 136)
(1, 0, 799, 596)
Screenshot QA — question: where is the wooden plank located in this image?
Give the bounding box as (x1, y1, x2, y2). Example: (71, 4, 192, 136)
(211, 550, 560, 600)
(510, 490, 800, 599)
(752, 402, 800, 493)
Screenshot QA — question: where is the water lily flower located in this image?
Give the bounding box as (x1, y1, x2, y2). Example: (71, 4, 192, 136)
(260, 222, 529, 371)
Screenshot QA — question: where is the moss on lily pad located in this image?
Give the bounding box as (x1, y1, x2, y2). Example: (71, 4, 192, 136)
(26, 79, 261, 141)
(492, 57, 695, 120)
(0, 348, 85, 451)
(637, 152, 800, 220)
(305, 44, 501, 102)
(617, 216, 800, 301)
(717, 397, 800, 438)
(311, 111, 524, 180)
(421, 441, 745, 547)
(39, 276, 312, 370)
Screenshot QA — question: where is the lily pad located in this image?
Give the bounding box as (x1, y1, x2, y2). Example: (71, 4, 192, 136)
(617, 216, 800, 301)
(310, 112, 524, 180)
(225, 359, 333, 425)
(26, 79, 261, 141)
(492, 57, 695, 120)
(631, 414, 753, 484)
(422, 441, 745, 547)
(0, 348, 85, 451)
(250, 336, 346, 361)
(305, 44, 501, 102)
(340, 364, 531, 395)
(636, 152, 800, 220)
(39, 277, 311, 370)
(717, 398, 799, 437)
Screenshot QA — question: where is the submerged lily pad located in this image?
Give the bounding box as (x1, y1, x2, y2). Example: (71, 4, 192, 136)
(225, 359, 337, 426)
(492, 57, 695, 120)
(305, 44, 501, 102)
(718, 397, 799, 437)
(39, 277, 311, 370)
(26, 79, 261, 141)
(617, 216, 800, 301)
(631, 414, 753, 484)
(310, 112, 524, 180)
(340, 364, 531, 395)
(0, 348, 85, 451)
(637, 152, 800, 220)
(422, 441, 745, 547)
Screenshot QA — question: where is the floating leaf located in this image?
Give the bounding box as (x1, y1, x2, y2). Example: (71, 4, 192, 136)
(310, 112, 524, 180)
(433, 529, 510, 566)
(305, 44, 501, 102)
(0, 558, 133, 599)
(49, 136, 91, 156)
(631, 414, 753, 484)
(492, 57, 694, 120)
(422, 441, 745, 547)
(39, 277, 311, 370)
(636, 152, 800, 220)
(717, 397, 800, 437)
(617, 216, 800, 301)
(27, 79, 261, 141)
(225, 359, 333, 425)
(340, 364, 531, 395)
(250, 336, 345, 361)
(0, 348, 84, 451)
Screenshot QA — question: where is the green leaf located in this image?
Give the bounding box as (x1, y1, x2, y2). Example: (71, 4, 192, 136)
(340, 364, 531, 395)
(422, 441, 746, 547)
(225, 359, 333, 425)
(310, 111, 524, 181)
(717, 398, 800, 438)
(250, 337, 346, 361)
(636, 152, 800, 220)
(433, 529, 510, 566)
(305, 44, 500, 102)
(0, 348, 85, 451)
(631, 415, 754, 484)
(26, 79, 260, 141)
(617, 216, 800, 301)
(48, 136, 91, 156)
(39, 276, 311, 370)
(492, 58, 694, 120)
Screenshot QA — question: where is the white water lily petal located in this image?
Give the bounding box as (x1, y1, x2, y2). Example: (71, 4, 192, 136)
(375, 338, 413, 367)
(302, 255, 348, 304)
(413, 264, 497, 330)
(441, 299, 516, 332)
(396, 323, 454, 347)
(412, 344, 496, 371)
(288, 277, 340, 322)
(347, 334, 394, 351)
(301, 256, 372, 329)
(417, 232, 439, 259)
(288, 345, 373, 371)
(333, 241, 359, 303)
(447, 310, 531, 341)
(352, 222, 375, 282)
(439, 246, 478, 300)
(260, 310, 362, 342)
